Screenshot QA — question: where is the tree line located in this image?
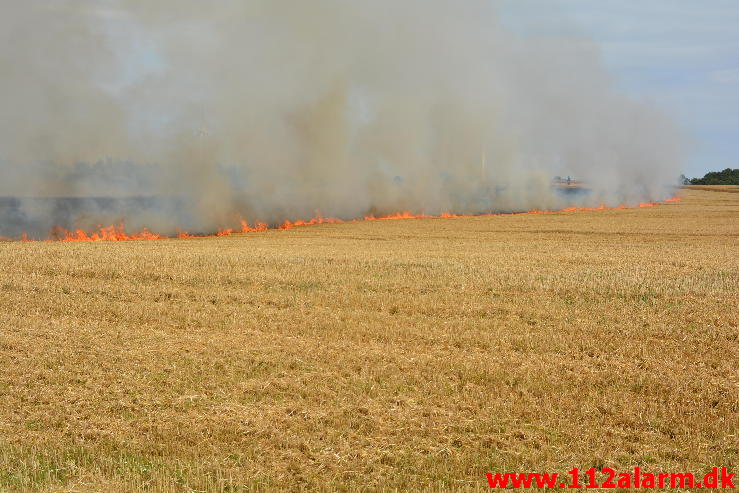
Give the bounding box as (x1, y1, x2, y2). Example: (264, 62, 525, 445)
(680, 168, 739, 185)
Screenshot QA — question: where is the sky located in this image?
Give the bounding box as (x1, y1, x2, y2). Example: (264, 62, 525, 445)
(501, 0, 739, 177)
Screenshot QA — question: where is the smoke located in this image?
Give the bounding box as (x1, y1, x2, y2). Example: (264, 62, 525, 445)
(0, 0, 682, 237)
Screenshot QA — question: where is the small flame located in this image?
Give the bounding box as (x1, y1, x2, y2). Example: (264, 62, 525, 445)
(49, 223, 164, 241)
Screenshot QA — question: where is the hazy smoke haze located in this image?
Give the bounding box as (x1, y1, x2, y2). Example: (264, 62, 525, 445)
(0, 0, 682, 237)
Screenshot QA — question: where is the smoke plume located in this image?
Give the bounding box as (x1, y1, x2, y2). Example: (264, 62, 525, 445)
(0, 0, 682, 237)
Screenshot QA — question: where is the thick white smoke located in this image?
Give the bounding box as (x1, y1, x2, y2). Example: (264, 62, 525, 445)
(0, 0, 682, 237)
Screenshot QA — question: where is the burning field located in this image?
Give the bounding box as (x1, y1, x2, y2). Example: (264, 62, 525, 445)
(0, 1, 736, 491)
(0, 188, 736, 491)
(0, 195, 680, 242)
(1, 1, 685, 241)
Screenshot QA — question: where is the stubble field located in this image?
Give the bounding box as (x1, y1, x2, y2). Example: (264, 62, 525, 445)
(0, 189, 737, 492)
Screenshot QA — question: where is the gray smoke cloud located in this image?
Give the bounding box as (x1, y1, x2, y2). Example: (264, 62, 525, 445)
(0, 0, 682, 237)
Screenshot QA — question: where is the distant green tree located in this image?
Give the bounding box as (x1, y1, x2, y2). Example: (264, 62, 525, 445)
(689, 168, 739, 185)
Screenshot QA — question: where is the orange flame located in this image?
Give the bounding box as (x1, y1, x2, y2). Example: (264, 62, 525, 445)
(11, 196, 683, 242)
(49, 223, 164, 242)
